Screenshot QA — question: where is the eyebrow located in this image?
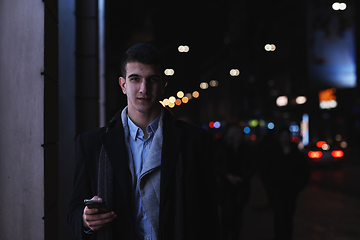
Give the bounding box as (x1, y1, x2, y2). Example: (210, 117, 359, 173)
(127, 73, 162, 79)
(127, 73, 140, 79)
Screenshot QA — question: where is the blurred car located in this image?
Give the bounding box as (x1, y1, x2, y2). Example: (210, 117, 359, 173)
(306, 140, 345, 167)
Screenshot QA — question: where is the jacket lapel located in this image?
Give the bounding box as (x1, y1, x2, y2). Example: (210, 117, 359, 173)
(100, 118, 131, 203)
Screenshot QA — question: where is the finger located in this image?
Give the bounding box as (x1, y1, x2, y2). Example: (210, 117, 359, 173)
(84, 206, 100, 215)
(87, 212, 117, 231)
(91, 196, 102, 201)
(85, 211, 117, 223)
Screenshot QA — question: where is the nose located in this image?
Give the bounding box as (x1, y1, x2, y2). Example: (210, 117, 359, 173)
(139, 79, 148, 93)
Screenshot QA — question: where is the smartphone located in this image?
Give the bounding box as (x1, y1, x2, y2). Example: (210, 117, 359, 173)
(84, 199, 110, 213)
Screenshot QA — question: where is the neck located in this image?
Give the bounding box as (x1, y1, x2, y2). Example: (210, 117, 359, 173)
(127, 106, 161, 135)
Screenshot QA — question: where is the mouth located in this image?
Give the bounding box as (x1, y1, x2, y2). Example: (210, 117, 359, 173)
(137, 97, 151, 101)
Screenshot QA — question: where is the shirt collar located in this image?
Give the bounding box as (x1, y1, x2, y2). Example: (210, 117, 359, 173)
(127, 114, 161, 141)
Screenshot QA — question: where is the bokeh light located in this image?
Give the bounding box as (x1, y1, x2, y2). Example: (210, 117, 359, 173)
(164, 69, 174, 76)
(230, 69, 240, 76)
(192, 91, 199, 98)
(177, 91, 184, 98)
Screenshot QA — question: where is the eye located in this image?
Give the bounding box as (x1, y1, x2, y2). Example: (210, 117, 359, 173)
(150, 77, 160, 83)
(130, 77, 139, 81)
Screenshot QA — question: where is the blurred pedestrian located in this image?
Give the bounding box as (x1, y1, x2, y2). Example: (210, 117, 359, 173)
(258, 127, 310, 240)
(217, 126, 256, 240)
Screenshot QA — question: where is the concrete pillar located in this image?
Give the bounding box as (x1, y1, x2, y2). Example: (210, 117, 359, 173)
(0, 0, 45, 239)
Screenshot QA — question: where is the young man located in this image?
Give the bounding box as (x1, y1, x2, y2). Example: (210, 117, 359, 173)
(67, 43, 221, 240)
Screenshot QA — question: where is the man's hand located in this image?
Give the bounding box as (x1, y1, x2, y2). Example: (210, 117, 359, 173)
(82, 196, 117, 231)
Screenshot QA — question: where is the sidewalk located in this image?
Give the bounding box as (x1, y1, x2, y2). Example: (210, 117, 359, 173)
(240, 174, 360, 240)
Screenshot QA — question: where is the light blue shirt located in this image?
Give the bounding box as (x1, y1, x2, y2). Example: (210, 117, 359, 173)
(128, 115, 160, 240)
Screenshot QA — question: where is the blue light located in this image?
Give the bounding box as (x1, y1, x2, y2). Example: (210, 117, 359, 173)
(302, 114, 309, 146)
(244, 127, 251, 134)
(214, 121, 221, 129)
(289, 125, 299, 132)
(268, 122, 275, 130)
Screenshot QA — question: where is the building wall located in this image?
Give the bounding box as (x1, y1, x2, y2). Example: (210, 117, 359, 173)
(58, 0, 77, 238)
(0, 0, 45, 239)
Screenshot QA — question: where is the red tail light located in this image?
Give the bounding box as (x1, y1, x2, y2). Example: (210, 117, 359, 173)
(316, 141, 327, 148)
(308, 151, 322, 159)
(331, 150, 344, 158)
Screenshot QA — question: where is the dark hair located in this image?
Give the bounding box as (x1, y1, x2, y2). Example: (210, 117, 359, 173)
(121, 43, 163, 78)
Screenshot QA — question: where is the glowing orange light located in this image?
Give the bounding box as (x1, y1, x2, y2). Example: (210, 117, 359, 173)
(331, 150, 344, 158)
(182, 97, 189, 103)
(319, 88, 336, 102)
(316, 141, 327, 148)
(308, 151, 323, 159)
(175, 99, 182, 106)
(192, 91, 199, 98)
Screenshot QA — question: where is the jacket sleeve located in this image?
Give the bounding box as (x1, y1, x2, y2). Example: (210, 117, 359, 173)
(67, 134, 95, 240)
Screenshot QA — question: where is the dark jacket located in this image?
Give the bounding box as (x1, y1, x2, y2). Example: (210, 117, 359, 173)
(67, 108, 221, 240)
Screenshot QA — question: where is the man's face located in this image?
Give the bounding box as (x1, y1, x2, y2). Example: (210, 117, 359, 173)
(119, 62, 166, 115)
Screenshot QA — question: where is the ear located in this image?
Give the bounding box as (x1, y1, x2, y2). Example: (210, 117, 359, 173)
(119, 77, 127, 94)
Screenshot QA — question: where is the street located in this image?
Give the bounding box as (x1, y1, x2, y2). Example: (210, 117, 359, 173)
(240, 162, 360, 240)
